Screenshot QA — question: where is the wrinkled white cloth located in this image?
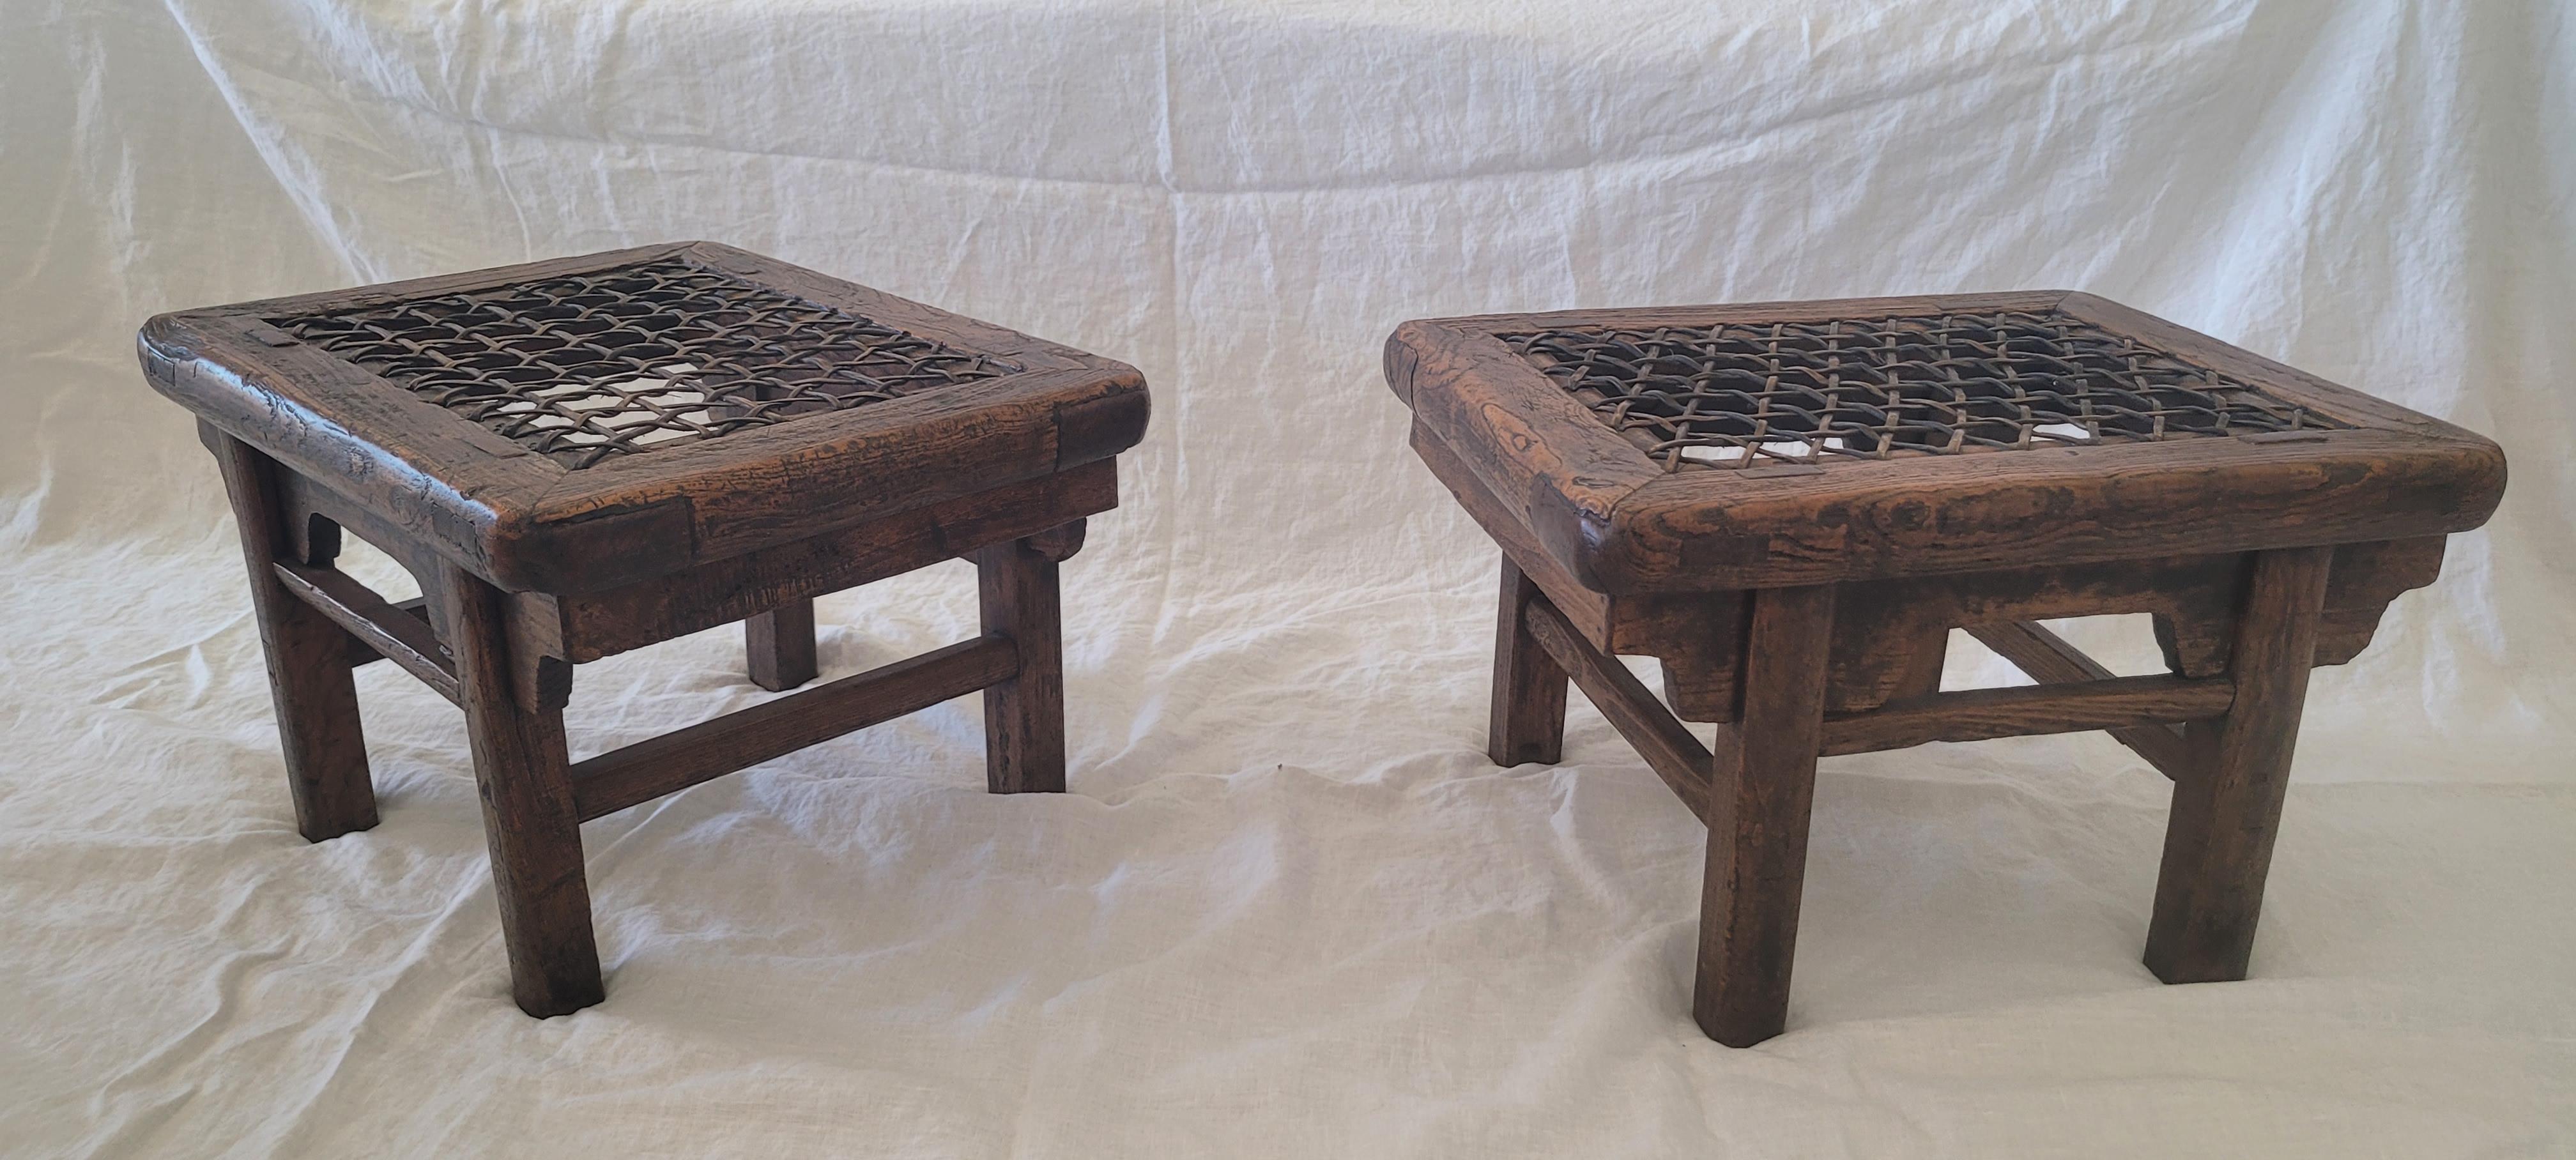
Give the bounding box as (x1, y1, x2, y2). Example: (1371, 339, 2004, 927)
(4, 0, 2572, 1155)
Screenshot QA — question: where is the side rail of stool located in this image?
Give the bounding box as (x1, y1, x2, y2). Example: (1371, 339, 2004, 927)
(261, 539, 1052, 825)
(1496, 546, 2343, 1046)
(204, 423, 1101, 1016)
(567, 635, 1017, 820)
(1516, 597, 2240, 816)
(268, 554, 1030, 820)
(274, 561, 459, 701)
(1965, 621, 2195, 778)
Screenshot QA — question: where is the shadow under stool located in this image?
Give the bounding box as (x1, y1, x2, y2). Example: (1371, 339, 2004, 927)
(140, 241, 1149, 1016)
(1383, 291, 2504, 1046)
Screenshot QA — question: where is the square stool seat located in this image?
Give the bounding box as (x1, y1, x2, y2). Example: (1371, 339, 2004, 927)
(144, 241, 1146, 595)
(142, 242, 1147, 1016)
(1388, 291, 2502, 595)
(1385, 290, 2504, 1046)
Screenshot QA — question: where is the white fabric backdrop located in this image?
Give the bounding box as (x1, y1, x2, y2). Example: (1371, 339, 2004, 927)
(5, 0, 2572, 1154)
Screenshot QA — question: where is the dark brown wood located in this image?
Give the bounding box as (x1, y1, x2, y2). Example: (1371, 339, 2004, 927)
(148, 247, 1146, 1021)
(1488, 556, 1569, 767)
(574, 635, 1018, 822)
(1966, 621, 2193, 779)
(1390, 318, 1661, 600)
(286, 508, 341, 567)
(745, 599, 818, 692)
(1388, 292, 2506, 595)
(139, 242, 1148, 594)
(2315, 537, 2448, 665)
(2145, 546, 2334, 984)
(437, 562, 602, 1018)
(1824, 593, 1951, 714)
(275, 563, 460, 703)
(1830, 554, 2246, 703)
(1392, 293, 2504, 1048)
(1694, 584, 1836, 1048)
(342, 597, 432, 668)
(208, 430, 378, 842)
(1607, 429, 2497, 591)
(1414, 422, 1747, 721)
(537, 460, 1117, 664)
(1521, 594, 1711, 816)
(1024, 518, 1089, 562)
(1412, 422, 1613, 640)
(977, 535, 1070, 793)
(1820, 673, 2234, 756)
(267, 466, 450, 585)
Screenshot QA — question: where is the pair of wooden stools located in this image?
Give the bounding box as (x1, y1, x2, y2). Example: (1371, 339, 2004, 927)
(143, 243, 2504, 1044)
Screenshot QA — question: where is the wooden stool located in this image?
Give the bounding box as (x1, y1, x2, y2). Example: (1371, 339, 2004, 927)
(140, 242, 1148, 1016)
(1384, 292, 2504, 1046)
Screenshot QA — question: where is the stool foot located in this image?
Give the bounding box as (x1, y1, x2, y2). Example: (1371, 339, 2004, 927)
(441, 563, 604, 1017)
(977, 533, 1068, 794)
(1488, 556, 1568, 767)
(1693, 584, 1836, 1047)
(210, 431, 378, 842)
(746, 598, 820, 692)
(2145, 546, 2332, 984)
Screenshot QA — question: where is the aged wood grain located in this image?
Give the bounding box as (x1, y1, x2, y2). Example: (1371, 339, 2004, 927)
(2314, 537, 2447, 665)
(745, 598, 819, 692)
(141, 243, 1147, 594)
(1388, 292, 2504, 1048)
(275, 561, 459, 704)
(1609, 431, 2501, 591)
(1694, 584, 1836, 1048)
(1488, 557, 1570, 767)
(1414, 420, 1749, 719)
(1965, 621, 2192, 779)
(1384, 292, 2506, 595)
(1522, 595, 1711, 816)
(573, 635, 1018, 822)
(977, 534, 1070, 795)
(2145, 546, 2334, 984)
(209, 430, 380, 842)
(542, 460, 1117, 663)
(438, 562, 604, 1018)
(150, 246, 1146, 1018)
(1411, 422, 1614, 641)
(1831, 554, 2248, 700)
(1820, 673, 2234, 756)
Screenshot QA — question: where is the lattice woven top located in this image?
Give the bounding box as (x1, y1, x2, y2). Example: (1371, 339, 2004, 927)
(1506, 310, 2340, 470)
(270, 259, 1018, 468)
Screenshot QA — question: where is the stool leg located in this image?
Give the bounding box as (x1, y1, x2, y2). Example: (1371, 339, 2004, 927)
(2145, 546, 2333, 984)
(1489, 556, 1568, 767)
(208, 431, 378, 842)
(438, 563, 604, 1017)
(976, 533, 1069, 794)
(1694, 583, 1836, 1046)
(746, 598, 819, 692)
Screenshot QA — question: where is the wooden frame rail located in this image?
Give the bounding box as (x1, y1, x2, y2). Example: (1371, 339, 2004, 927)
(569, 634, 1019, 821)
(342, 597, 432, 669)
(1966, 621, 2198, 779)
(1525, 599, 2241, 820)
(161, 245, 1144, 1022)
(1818, 675, 2232, 756)
(273, 561, 460, 703)
(1522, 598, 1713, 816)
(272, 558, 1030, 825)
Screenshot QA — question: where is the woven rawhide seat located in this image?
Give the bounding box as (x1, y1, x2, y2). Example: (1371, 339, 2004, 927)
(1385, 290, 2504, 1046)
(141, 242, 1149, 1016)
